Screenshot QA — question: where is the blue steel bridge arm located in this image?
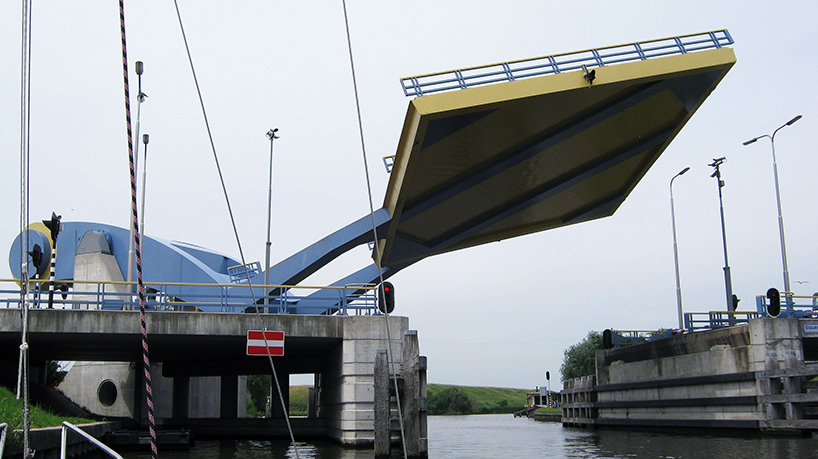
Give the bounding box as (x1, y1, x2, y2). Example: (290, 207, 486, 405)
(256, 208, 391, 287)
(290, 261, 413, 314)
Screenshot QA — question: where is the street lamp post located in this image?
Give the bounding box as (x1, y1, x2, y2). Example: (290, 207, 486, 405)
(670, 167, 690, 329)
(742, 115, 802, 297)
(709, 158, 734, 313)
(139, 133, 150, 245)
(127, 61, 148, 292)
(264, 128, 279, 307)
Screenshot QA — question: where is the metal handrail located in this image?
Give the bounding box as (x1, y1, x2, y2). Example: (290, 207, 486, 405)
(0, 423, 7, 458)
(60, 422, 122, 459)
(610, 329, 678, 347)
(0, 278, 381, 315)
(684, 311, 760, 331)
(755, 294, 818, 319)
(400, 29, 733, 96)
(227, 261, 262, 283)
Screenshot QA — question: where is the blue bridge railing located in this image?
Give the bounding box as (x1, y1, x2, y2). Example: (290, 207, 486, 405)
(0, 279, 381, 316)
(400, 30, 733, 97)
(755, 294, 818, 319)
(683, 294, 818, 331)
(683, 311, 760, 331)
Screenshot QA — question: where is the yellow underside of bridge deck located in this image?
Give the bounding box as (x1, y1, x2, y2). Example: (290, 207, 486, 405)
(379, 47, 735, 267)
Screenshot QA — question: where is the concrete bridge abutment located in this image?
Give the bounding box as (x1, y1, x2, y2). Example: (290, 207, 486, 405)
(0, 309, 426, 453)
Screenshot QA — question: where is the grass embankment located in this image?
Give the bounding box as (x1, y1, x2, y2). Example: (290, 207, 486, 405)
(289, 385, 309, 416)
(287, 384, 532, 416)
(0, 385, 93, 429)
(427, 384, 529, 415)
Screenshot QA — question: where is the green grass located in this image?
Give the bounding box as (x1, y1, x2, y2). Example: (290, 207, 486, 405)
(427, 384, 530, 415)
(533, 407, 561, 413)
(289, 385, 309, 416)
(0, 385, 93, 429)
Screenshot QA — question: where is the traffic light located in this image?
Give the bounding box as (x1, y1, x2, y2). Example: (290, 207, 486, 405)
(27, 243, 46, 278)
(731, 294, 740, 311)
(378, 282, 395, 314)
(602, 329, 613, 349)
(42, 212, 62, 241)
(766, 288, 781, 317)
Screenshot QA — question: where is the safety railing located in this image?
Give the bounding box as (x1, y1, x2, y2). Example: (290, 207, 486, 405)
(608, 329, 679, 348)
(0, 278, 382, 316)
(400, 30, 733, 97)
(61, 421, 122, 459)
(755, 294, 818, 319)
(684, 311, 760, 331)
(227, 261, 261, 283)
(0, 423, 7, 459)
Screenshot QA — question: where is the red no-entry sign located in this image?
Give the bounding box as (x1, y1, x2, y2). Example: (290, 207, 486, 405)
(246, 330, 285, 356)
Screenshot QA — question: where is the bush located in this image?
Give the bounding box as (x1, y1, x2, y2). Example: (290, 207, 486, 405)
(428, 386, 472, 415)
(560, 330, 603, 381)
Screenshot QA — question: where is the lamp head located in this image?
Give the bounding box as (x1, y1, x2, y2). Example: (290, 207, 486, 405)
(742, 137, 759, 146)
(679, 167, 690, 175)
(786, 115, 802, 126)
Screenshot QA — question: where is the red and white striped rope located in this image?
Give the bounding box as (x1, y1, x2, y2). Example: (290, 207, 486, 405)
(119, 1, 158, 457)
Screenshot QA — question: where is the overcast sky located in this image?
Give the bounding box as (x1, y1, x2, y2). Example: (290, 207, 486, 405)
(2, 1, 817, 389)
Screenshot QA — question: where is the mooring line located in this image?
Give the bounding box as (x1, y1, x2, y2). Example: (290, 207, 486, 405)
(18, 1, 33, 457)
(118, 1, 158, 457)
(340, 2, 409, 458)
(170, 2, 300, 456)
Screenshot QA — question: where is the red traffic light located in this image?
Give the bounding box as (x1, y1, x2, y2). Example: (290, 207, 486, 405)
(378, 282, 395, 314)
(766, 288, 781, 317)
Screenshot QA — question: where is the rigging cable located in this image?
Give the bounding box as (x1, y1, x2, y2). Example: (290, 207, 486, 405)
(340, 2, 409, 458)
(18, 1, 33, 457)
(170, 2, 301, 456)
(118, 1, 159, 457)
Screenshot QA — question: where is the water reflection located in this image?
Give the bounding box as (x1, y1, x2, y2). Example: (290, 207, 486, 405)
(118, 415, 818, 459)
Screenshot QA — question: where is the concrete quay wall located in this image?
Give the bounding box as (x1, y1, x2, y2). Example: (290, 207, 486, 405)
(562, 318, 818, 432)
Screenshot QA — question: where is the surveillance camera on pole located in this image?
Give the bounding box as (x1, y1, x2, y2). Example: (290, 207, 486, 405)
(709, 157, 734, 315)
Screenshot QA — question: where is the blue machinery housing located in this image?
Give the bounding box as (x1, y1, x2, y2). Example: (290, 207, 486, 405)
(7, 218, 392, 315)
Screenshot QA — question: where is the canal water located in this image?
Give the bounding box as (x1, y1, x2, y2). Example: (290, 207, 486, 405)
(119, 414, 818, 458)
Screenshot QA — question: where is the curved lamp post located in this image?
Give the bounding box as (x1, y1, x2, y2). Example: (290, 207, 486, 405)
(670, 166, 690, 329)
(743, 115, 802, 296)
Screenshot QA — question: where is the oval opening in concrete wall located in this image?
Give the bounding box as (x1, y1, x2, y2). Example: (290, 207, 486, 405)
(98, 379, 118, 407)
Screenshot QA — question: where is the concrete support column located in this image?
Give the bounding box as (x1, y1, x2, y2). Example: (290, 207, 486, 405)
(373, 349, 390, 458)
(30, 360, 47, 385)
(271, 371, 289, 419)
(308, 387, 317, 419)
(172, 375, 190, 420)
(220, 374, 238, 419)
(134, 361, 143, 426)
(313, 373, 323, 419)
(320, 315, 409, 446)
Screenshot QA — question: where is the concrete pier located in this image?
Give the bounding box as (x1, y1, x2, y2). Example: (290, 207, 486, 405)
(560, 318, 818, 433)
